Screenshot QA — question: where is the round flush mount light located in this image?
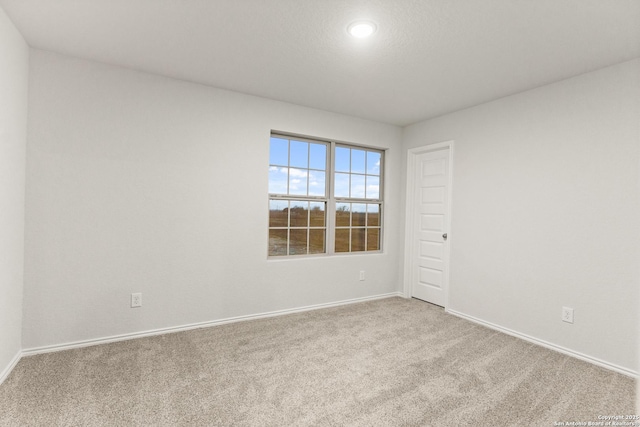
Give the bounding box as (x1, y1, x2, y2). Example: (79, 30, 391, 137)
(347, 21, 377, 38)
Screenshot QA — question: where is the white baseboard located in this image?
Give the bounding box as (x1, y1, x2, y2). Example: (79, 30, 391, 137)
(16, 294, 633, 381)
(22, 292, 403, 357)
(446, 308, 637, 378)
(0, 350, 22, 385)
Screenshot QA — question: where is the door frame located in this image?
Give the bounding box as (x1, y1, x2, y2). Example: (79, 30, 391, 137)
(403, 141, 455, 308)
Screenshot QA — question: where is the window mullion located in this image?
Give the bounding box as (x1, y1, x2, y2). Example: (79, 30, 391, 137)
(286, 143, 291, 195)
(364, 202, 368, 251)
(326, 140, 336, 255)
(287, 201, 291, 255)
(306, 206, 310, 254)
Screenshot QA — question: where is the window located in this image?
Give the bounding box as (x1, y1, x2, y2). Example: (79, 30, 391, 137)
(268, 133, 383, 257)
(333, 145, 382, 253)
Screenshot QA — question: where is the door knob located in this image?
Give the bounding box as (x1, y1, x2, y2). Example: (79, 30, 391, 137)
(442, 233, 448, 240)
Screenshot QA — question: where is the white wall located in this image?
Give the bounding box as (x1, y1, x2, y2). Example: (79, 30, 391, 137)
(0, 6, 28, 380)
(18, 45, 639, 377)
(403, 59, 640, 373)
(23, 49, 403, 349)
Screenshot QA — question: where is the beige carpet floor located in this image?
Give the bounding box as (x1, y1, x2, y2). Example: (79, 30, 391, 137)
(0, 297, 635, 426)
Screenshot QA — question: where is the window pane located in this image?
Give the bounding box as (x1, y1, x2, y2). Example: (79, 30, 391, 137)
(351, 174, 365, 198)
(309, 143, 326, 170)
(367, 204, 380, 226)
(335, 229, 350, 252)
(269, 200, 289, 227)
(367, 151, 381, 175)
(269, 137, 289, 166)
(289, 168, 307, 195)
(334, 173, 350, 197)
(335, 147, 350, 172)
(290, 140, 308, 168)
(351, 149, 365, 174)
(351, 228, 366, 252)
(309, 202, 325, 227)
(268, 167, 288, 195)
(352, 204, 366, 226)
(366, 175, 380, 199)
(289, 201, 308, 227)
(336, 203, 350, 226)
(367, 228, 380, 251)
(268, 229, 288, 256)
(309, 229, 325, 254)
(289, 229, 307, 255)
(308, 171, 325, 196)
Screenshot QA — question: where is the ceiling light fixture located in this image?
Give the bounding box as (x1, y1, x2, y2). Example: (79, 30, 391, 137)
(348, 21, 377, 38)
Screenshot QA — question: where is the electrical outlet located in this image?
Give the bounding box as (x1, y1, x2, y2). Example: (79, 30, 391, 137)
(359, 271, 365, 281)
(562, 307, 574, 323)
(131, 293, 142, 308)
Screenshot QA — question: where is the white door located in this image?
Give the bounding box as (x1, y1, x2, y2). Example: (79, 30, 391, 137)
(411, 148, 450, 306)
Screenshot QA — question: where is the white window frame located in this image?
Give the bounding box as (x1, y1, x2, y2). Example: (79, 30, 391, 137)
(268, 132, 384, 258)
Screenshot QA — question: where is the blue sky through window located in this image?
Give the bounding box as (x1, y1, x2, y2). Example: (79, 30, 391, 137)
(289, 141, 308, 168)
(269, 136, 327, 196)
(269, 137, 381, 199)
(333, 146, 382, 199)
(351, 150, 365, 174)
(269, 137, 288, 166)
(335, 147, 350, 172)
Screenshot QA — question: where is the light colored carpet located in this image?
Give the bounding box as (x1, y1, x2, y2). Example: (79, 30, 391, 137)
(0, 297, 635, 426)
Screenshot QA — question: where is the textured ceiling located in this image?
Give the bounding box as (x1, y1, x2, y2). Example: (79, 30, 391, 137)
(1, 0, 639, 126)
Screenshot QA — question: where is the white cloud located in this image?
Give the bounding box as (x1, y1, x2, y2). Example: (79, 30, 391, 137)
(289, 169, 308, 178)
(367, 184, 380, 198)
(369, 159, 381, 174)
